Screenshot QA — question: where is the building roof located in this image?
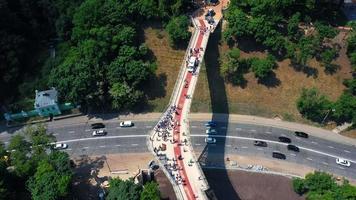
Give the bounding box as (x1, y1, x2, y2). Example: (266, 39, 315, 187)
(34, 87, 58, 108)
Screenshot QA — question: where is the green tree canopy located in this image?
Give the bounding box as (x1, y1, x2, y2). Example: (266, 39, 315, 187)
(140, 181, 160, 200)
(106, 178, 142, 200)
(251, 55, 276, 79)
(165, 15, 191, 47)
(296, 88, 332, 122)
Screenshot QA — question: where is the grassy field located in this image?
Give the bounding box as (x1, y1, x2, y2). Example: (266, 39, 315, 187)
(143, 25, 352, 125)
(143, 27, 185, 112)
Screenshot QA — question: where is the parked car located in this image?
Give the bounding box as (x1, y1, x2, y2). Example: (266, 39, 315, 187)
(254, 140, 267, 147)
(336, 158, 351, 167)
(91, 123, 105, 129)
(272, 152, 286, 160)
(278, 136, 291, 143)
(206, 128, 217, 135)
(92, 129, 107, 136)
(287, 144, 299, 152)
(53, 143, 68, 150)
(295, 131, 309, 138)
(205, 137, 216, 144)
(204, 121, 217, 127)
(119, 121, 134, 127)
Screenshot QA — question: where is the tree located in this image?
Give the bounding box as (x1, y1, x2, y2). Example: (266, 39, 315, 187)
(27, 151, 72, 200)
(292, 178, 307, 195)
(315, 21, 339, 39)
(320, 48, 338, 73)
(251, 55, 276, 79)
(296, 88, 332, 122)
(343, 79, 356, 96)
(224, 7, 249, 40)
(165, 15, 191, 46)
(332, 93, 356, 124)
(8, 135, 33, 177)
(109, 82, 143, 110)
(106, 178, 142, 200)
(287, 12, 301, 41)
(140, 182, 160, 200)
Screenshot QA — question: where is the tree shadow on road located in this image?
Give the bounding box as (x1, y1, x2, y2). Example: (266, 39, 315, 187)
(197, 24, 241, 200)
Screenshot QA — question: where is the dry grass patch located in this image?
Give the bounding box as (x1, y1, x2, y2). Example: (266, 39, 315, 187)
(143, 27, 185, 111)
(193, 31, 352, 124)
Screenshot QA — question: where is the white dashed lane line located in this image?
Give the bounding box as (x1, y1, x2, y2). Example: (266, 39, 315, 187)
(322, 162, 329, 165)
(344, 150, 351, 153)
(328, 146, 334, 149)
(195, 143, 201, 146)
(306, 157, 313, 161)
(115, 144, 121, 147)
(250, 129, 256, 132)
(265, 131, 272, 134)
(290, 153, 296, 157)
(53, 133, 59, 136)
(68, 131, 75, 134)
(311, 141, 318, 145)
(241, 146, 248, 149)
(85, 129, 91, 132)
(131, 144, 138, 146)
(99, 145, 106, 148)
(145, 126, 152, 128)
(226, 144, 232, 147)
(236, 128, 242, 131)
(83, 147, 89, 149)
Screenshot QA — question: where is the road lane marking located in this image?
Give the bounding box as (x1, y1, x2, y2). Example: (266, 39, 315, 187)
(56, 135, 147, 143)
(53, 133, 59, 136)
(85, 129, 91, 132)
(241, 146, 248, 149)
(344, 150, 351, 153)
(322, 162, 329, 165)
(338, 166, 345, 170)
(99, 145, 106, 148)
(236, 128, 242, 131)
(83, 146, 89, 149)
(195, 143, 201, 146)
(265, 131, 272, 134)
(250, 129, 256, 132)
(306, 157, 313, 161)
(68, 131, 75, 133)
(226, 144, 231, 147)
(115, 144, 121, 147)
(257, 148, 264, 151)
(191, 126, 197, 128)
(328, 146, 334, 149)
(66, 148, 72, 151)
(311, 141, 318, 145)
(190, 134, 356, 163)
(281, 134, 286, 137)
(116, 127, 121, 129)
(131, 144, 138, 146)
(290, 153, 296, 156)
(146, 126, 152, 128)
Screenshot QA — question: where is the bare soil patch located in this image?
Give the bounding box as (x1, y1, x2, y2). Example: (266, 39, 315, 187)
(204, 168, 305, 200)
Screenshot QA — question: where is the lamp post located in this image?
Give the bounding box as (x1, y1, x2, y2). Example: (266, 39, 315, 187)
(322, 108, 335, 124)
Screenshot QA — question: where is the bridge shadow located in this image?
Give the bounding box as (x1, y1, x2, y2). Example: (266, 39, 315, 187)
(198, 24, 241, 200)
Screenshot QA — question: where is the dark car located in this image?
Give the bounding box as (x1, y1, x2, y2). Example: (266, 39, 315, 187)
(254, 140, 267, 147)
(295, 131, 309, 138)
(272, 152, 286, 160)
(287, 144, 299, 152)
(278, 136, 291, 143)
(91, 123, 105, 129)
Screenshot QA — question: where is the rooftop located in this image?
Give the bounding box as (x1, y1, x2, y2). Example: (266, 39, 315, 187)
(34, 87, 58, 108)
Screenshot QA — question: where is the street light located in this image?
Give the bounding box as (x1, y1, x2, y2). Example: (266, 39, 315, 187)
(322, 108, 335, 124)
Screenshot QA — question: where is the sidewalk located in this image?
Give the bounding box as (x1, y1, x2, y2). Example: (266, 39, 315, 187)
(189, 113, 356, 146)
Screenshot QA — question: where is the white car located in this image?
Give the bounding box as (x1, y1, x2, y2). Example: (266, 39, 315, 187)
(206, 128, 217, 135)
(120, 121, 134, 127)
(53, 143, 68, 150)
(336, 158, 351, 167)
(205, 137, 216, 144)
(92, 129, 107, 136)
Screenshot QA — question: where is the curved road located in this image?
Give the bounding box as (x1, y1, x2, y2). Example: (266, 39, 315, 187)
(1, 120, 355, 179)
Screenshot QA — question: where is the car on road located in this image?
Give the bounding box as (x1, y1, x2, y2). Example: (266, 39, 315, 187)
(336, 158, 351, 167)
(205, 121, 217, 127)
(278, 136, 291, 143)
(91, 123, 105, 129)
(272, 152, 286, 160)
(287, 144, 299, 152)
(53, 143, 68, 150)
(205, 137, 216, 144)
(295, 131, 309, 138)
(254, 140, 267, 147)
(206, 128, 217, 135)
(92, 129, 107, 136)
(119, 121, 134, 127)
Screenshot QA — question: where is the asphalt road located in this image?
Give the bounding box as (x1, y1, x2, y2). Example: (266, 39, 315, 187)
(1, 120, 356, 179)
